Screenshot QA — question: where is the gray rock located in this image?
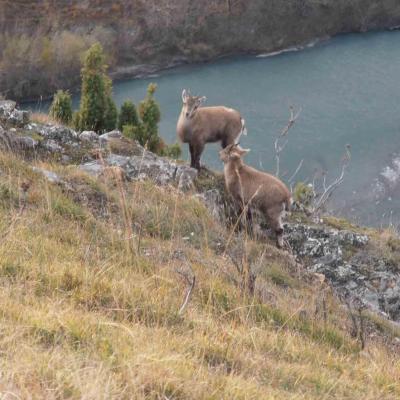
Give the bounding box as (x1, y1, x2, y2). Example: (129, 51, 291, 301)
(0, 101, 30, 127)
(99, 130, 122, 144)
(43, 139, 63, 153)
(285, 222, 400, 322)
(0, 127, 38, 151)
(14, 136, 38, 150)
(177, 165, 198, 191)
(79, 131, 98, 142)
(79, 161, 105, 177)
(0, 100, 16, 116)
(8, 109, 30, 127)
(0, 127, 13, 150)
(32, 167, 63, 184)
(25, 123, 78, 145)
(79, 149, 197, 190)
(195, 189, 224, 221)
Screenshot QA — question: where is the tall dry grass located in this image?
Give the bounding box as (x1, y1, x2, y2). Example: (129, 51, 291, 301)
(0, 150, 398, 399)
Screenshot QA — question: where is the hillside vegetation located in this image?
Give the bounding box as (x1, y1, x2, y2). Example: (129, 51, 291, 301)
(2, 0, 400, 100)
(0, 146, 399, 399)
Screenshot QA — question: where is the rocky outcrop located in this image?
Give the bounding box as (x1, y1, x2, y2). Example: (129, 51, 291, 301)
(2, 1, 400, 100)
(0, 101, 198, 191)
(285, 223, 400, 322)
(80, 153, 197, 191)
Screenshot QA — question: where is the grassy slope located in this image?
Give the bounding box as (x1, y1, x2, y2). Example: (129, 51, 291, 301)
(0, 150, 399, 399)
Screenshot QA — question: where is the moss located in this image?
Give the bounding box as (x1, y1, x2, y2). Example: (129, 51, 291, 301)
(0, 182, 19, 208)
(0, 262, 22, 280)
(387, 236, 400, 252)
(51, 195, 87, 221)
(363, 311, 400, 338)
(264, 264, 300, 289)
(16, 130, 45, 142)
(322, 216, 364, 233)
(203, 343, 239, 373)
(194, 167, 225, 193)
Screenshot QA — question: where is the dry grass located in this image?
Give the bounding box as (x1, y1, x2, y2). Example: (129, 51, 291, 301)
(0, 150, 399, 399)
(31, 112, 59, 126)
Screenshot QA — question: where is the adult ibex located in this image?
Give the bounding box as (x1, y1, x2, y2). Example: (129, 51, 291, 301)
(220, 144, 292, 248)
(177, 89, 246, 170)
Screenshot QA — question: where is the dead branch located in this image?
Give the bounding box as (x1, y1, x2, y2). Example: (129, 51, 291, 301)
(275, 106, 302, 177)
(344, 299, 359, 339)
(312, 144, 351, 213)
(358, 307, 366, 350)
(289, 159, 304, 185)
(177, 268, 196, 315)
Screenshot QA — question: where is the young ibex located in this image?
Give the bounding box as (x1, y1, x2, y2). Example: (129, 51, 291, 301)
(177, 89, 246, 170)
(220, 144, 292, 248)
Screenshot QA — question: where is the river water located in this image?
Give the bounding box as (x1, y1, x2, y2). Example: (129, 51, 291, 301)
(28, 31, 400, 229)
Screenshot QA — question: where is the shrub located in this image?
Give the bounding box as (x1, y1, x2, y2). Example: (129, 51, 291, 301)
(122, 124, 145, 143)
(293, 182, 314, 207)
(72, 111, 81, 131)
(118, 100, 139, 131)
(104, 96, 118, 131)
(161, 143, 182, 160)
(122, 83, 161, 152)
(139, 83, 161, 139)
(49, 90, 73, 125)
(121, 84, 164, 154)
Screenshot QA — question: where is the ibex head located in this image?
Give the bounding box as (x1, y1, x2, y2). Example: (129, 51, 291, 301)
(219, 143, 250, 163)
(181, 89, 207, 119)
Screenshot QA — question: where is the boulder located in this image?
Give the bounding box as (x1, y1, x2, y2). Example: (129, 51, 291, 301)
(99, 130, 122, 144)
(32, 167, 63, 184)
(195, 189, 224, 222)
(0, 101, 30, 127)
(79, 131, 98, 142)
(80, 150, 198, 190)
(25, 123, 78, 145)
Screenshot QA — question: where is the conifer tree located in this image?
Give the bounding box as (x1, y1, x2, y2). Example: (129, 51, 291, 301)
(78, 43, 116, 132)
(138, 83, 161, 151)
(118, 100, 139, 131)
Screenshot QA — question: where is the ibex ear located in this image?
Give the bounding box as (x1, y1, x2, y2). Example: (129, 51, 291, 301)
(182, 89, 188, 103)
(198, 96, 207, 104)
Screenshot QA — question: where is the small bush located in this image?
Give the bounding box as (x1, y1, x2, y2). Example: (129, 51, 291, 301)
(122, 124, 144, 142)
(138, 83, 162, 152)
(72, 111, 81, 131)
(293, 182, 314, 207)
(118, 100, 139, 131)
(49, 90, 73, 125)
(104, 94, 118, 132)
(161, 143, 182, 160)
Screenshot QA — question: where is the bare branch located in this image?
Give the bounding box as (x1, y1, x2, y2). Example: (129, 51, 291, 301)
(358, 308, 366, 350)
(312, 144, 351, 214)
(275, 106, 302, 177)
(177, 269, 196, 315)
(288, 159, 304, 184)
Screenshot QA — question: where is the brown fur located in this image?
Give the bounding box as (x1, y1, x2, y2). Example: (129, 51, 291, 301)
(220, 144, 292, 248)
(177, 90, 246, 170)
